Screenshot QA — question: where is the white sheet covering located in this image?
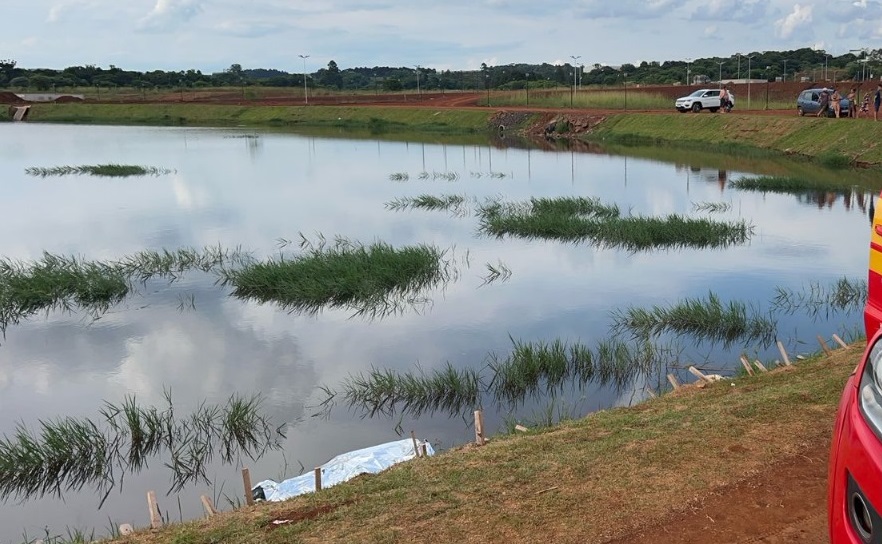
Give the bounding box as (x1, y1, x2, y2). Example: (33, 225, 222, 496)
(253, 438, 434, 501)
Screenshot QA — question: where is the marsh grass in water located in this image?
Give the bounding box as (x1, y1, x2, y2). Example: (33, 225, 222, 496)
(330, 337, 674, 419)
(772, 277, 867, 318)
(385, 194, 468, 214)
(25, 165, 173, 178)
(0, 393, 283, 506)
(729, 175, 856, 195)
(692, 201, 731, 213)
(478, 197, 752, 251)
(221, 237, 451, 318)
(610, 292, 777, 347)
(0, 247, 252, 338)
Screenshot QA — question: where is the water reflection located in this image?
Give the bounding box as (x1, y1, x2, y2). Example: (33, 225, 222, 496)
(0, 123, 874, 539)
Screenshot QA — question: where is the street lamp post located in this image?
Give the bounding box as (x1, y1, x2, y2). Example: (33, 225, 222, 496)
(765, 66, 770, 110)
(783, 59, 787, 82)
(526, 72, 530, 106)
(485, 73, 490, 107)
(737, 53, 741, 80)
(717, 61, 725, 88)
(825, 53, 831, 81)
(685, 58, 692, 86)
(747, 55, 755, 110)
(570, 55, 581, 107)
(623, 72, 628, 110)
(298, 54, 310, 105)
(414, 65, 421, 97)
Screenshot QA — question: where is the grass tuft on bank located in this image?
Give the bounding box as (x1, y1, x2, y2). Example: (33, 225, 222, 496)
(25, 165, 173, 178)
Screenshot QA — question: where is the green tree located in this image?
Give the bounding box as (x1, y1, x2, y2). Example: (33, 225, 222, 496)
(9, 76, 29, 89)
(321, 60, 343, 89)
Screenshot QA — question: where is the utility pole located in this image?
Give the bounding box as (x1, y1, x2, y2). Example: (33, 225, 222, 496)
(414, 65, 421, 96)
(747, 55, 755, 110)
(570, 55, 581, 107)
(298, 54, 310, 105)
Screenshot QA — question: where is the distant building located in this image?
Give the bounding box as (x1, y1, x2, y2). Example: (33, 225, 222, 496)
(692, 75, 711, 85)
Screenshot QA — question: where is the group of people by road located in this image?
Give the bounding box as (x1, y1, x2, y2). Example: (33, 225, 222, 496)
(817, 84, 882, 120)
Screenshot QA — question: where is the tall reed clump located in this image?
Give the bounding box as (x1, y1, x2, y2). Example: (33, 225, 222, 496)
(25, 165, 173, 178)
(488, 338, 666, 407)
(0, 247, 253, 338)
(729, 175, 854, 195)
(222, 237, 450, 317)
(338, 363, 482, 418)
(692, 202, 731, 213)
(772, 277, 867, 318)
(385, 194, 468, 213)
(610, 292, 777, 347)
(478, 197, 752, 251)
(328, 337, 672, 419)
(0, 393, 284, 505)
(0, 253, 129, 336)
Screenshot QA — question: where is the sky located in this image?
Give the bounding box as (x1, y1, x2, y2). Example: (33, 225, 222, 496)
(2, 0, 881, 73)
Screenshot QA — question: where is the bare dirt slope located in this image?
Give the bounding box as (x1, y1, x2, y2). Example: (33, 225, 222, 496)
(606, 440, 830, 543)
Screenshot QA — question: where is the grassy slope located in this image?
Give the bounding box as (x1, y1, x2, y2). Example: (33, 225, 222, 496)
(592, 113, 882, 163)
(116, 343, 861, 544)
(22, 104, 495, 133)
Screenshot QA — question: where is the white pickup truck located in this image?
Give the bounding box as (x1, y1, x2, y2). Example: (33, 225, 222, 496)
(675, 89, 723, 113)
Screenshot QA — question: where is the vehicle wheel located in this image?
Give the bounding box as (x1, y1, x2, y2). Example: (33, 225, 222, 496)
(709, 107, 719, 113)
(692, 103, 701, 113)
(797, 107, 804, 116)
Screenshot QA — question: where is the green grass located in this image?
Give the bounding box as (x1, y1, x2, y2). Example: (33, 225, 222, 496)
(478, 197, 752, 250)
(0, 393, 283, 506)
(385, 194, 467, 213)
(591, 113, 882, 165)
(610, 292, 778, 347)
(222, 238, 450, 318)
(772, 277, 867, 318)
(729, 175, 859, 194)
(24, 104, 495, 134)
(25, 164, 173, 177)
(329, 336, 675, 419)
(691, 202, 731, 213)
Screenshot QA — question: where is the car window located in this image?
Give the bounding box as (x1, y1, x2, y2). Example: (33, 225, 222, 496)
(812, 93, 819, 101)
(705, 91, 719, 97)
(689, 90, 704, 97)
(800, 92, 810, 100)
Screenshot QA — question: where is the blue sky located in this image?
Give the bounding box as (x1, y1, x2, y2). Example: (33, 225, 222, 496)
(1, 0, 879, 72)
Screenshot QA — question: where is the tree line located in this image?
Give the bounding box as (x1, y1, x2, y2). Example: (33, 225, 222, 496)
(2, 48, 880, 93)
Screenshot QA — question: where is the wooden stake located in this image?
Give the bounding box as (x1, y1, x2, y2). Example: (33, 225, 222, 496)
(645, 388, 657, 398)
(753, 360, 768, 372)
(200, 495, 218, 517)
(739, 355, 754, 376)
(119, 523, 134, 535)
(147, 490, 163, 529)
(832, 334, 849, 349)
(420, 443, 428, 457)
(474, 410, 485, 446)
(688, 366, 712, 383)
(410, 430, 420, 457)
(241, 468, 254, 506)
(314, 467, 322, 492)
(514, 424, 529, 433)
(817, 335, 833, 356)
(776, 341, 792, 366)
(667, 373, 681, 390)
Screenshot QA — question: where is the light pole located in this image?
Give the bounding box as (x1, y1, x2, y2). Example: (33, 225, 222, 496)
(747, 54, 755, 110)
(685, 58, 692, 86)
(717, 61, 725, 88)
(765, 66, 770, 110)
(298, 54, 309, 105)
(414, 65, 421, 96)
(485, 73, 490, 107)
(526, 72, 530, 106)
(825, 53, 831, 81)
(782, 59, 787, 82)
(570, 55, 581, 106)
(736, 53, 741, 80)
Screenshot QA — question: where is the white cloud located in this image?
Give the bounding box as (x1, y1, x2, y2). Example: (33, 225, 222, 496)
(775, 3, 813, 39)
(691, 0, 769, 23)
(703, 25, 718, 38)
(576, 0, 689, 19)
(138, 0, 203, 32)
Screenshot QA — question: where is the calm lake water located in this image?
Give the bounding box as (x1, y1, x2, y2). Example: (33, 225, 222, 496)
(0, 123, 873, 539)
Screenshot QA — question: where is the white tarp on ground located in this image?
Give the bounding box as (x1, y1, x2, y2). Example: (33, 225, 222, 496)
(253, 438, 435, 502)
